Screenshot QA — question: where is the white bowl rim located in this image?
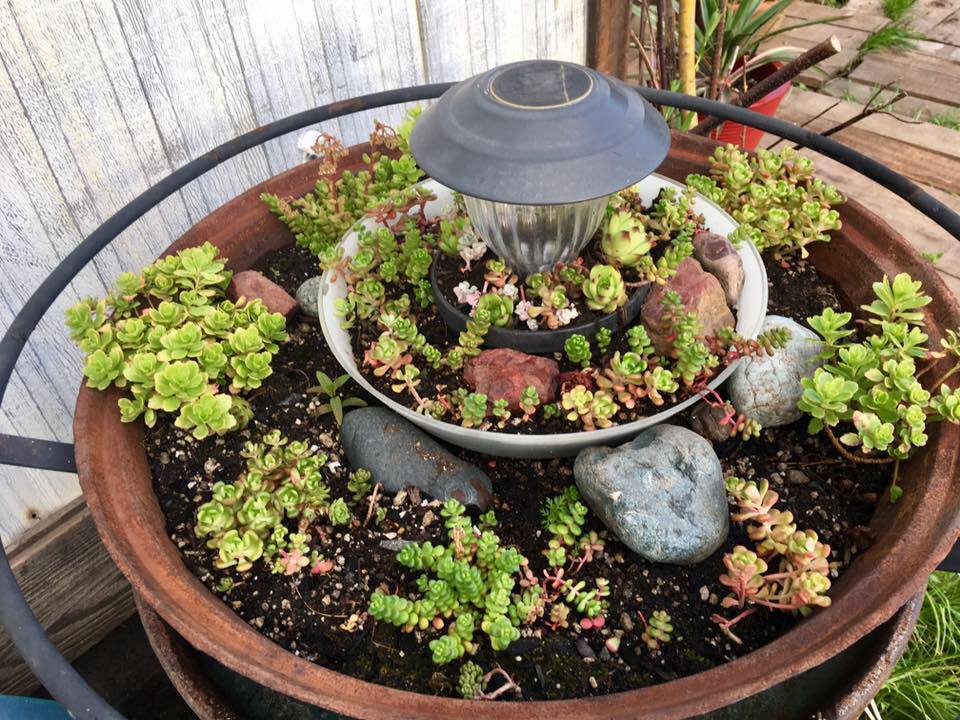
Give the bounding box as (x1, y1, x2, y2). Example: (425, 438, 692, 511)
(318, 173, 768, 451)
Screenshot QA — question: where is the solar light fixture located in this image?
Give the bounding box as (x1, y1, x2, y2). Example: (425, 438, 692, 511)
(410, 59, 671, 276)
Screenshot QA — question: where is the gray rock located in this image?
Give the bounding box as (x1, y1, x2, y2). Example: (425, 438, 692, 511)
(689, 403, 733, 444)
(341, 407, 493, 510)
(726, 315, 824, 427)
(296, 275, 323, 318)
(574, 425, 728, 565)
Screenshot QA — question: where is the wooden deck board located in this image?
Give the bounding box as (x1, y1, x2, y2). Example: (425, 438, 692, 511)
(0, 498, 135, 696)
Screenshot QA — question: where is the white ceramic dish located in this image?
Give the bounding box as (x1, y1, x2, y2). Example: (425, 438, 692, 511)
(319, 176, 768, 458)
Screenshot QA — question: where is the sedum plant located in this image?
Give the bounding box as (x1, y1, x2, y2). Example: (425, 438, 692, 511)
(193, 429, 358, 576)
(641, 610, 673, 651)
(686, 145, 844, 258)
(67, 242, 285, 437)
(560, 385, 619, 431)
(581, 265, 627, 314)
(563, 334, 593, 368)
(798, 273, 960, 498)
(541, 486, 587, 568)
(601, 210, 652, 268)
(261, 112, 424, 258)
(368, 498, 543, 663)
(474, 292, 514, 328)
(713, 476, 834, 643)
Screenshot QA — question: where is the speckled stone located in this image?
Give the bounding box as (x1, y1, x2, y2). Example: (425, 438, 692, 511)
(726, 315, 824, 427)
(574, 424, 728, 565)
(295, 275, 323, 318)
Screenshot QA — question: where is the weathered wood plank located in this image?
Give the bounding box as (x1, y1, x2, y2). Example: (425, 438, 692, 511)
(0, 498, 135, 696)
(774, 89, 960, 196)
(849, 51, 960, 107)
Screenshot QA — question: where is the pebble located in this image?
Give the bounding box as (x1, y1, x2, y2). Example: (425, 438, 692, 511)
(620, 612, 634, 632)
(786, 469, 811, 485)
(295, 275, 323, 318)
(575, 638, 596, 660)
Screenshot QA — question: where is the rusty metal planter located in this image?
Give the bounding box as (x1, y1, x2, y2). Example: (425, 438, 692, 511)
(134, 589, 924, 720)
(75, 133, 960, 720)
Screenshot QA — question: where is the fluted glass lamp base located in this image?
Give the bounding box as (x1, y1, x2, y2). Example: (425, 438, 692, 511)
(463, 194, 609, 276)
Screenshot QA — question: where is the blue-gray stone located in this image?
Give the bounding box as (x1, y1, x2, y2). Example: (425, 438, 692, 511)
(574, 424, 728, 564)
(341, 407, 493, 510)
(296, 275, 323, 318)
(727, 315, 824, 427)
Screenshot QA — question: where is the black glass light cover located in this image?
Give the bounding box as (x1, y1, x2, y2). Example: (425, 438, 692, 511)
(410, 60, 671, 274)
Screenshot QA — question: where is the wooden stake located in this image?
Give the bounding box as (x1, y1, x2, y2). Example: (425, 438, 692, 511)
(708, 0, 729, 102)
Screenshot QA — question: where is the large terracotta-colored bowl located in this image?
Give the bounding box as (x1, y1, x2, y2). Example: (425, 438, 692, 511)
(76, 133, 960, 719)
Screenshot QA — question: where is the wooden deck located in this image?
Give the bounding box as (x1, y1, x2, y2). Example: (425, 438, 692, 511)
(779, 0, 960, 119)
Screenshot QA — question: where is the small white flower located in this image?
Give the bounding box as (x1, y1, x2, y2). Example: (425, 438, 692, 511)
(459, 238, 488, 270)
(454, 282, 480, 307)
(515, 299, 534, 321)
(556, 306, 580, 326)
(501, 283, 519, 300)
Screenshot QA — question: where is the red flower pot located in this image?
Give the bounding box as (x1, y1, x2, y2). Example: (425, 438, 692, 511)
(702, 62, 791, 151)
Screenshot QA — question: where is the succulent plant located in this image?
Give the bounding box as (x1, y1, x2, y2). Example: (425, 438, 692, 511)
(461, 392, 488, 428)
(518, 385, 541, 418)
(346, 468, 373, 505)
(370, 495, 539, 663)
(328, 497, 351, 526)
(719, 545, 769, 609)
(641, 610, 673, 651)
(601, 210, 652, 267)
(689, 145, 844, 258)
(67, 243, 286, 434)
(594, 326, 613, 354)
(475, 292, 514, 328)
(561, 385, 620, 431)
(582, 265, 627, 314)
(458, 309, 491, 358)
(563, 334, 593, 368)
(596, 351, 647, 408)
(175, 392, 237, 440)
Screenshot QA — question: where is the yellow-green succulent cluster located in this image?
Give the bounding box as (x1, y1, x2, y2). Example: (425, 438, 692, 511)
(368, 498, 544, 664)
(66, 242, 286, 438)
(686, 145, 844, 258)
(193, 430, 357, 576)
(799, 274, 960, 490)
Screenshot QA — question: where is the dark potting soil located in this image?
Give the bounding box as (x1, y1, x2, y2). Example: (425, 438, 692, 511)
(146, 243, 887, 701)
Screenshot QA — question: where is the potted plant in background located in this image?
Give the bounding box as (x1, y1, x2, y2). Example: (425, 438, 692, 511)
(630, 0, 841, 149)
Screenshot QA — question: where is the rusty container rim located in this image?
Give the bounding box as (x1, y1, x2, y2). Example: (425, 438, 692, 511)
(75, 134, 960, 720)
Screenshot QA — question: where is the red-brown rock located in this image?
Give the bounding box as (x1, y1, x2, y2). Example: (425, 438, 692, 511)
(641, 257, 735, 354)
(463, 348, 559, 410)
(228, 270, 297, 316)
(692, 229, 744, 306)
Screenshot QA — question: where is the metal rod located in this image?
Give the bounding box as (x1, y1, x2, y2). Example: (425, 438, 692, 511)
(0, 435, 76, 473)
(1, 81, 959, 719)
